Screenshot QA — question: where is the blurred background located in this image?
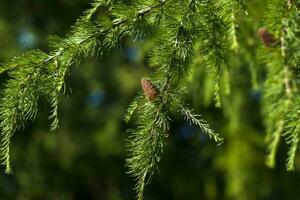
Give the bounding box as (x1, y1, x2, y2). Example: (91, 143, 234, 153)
(0, 0, 300, 200)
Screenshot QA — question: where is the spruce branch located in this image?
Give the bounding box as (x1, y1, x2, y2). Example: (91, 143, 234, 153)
(126, 1, 224, 199)
(179, 103, 223, 144)
(49, 93, 59, 131)
(0, 0, 169, 173)
(197, 0, 231, 106)
(265, 120, 283, 168)
(125, 96, 142, 123)
(285, 125, 300, 171)
(263, 0, 300, 170)
(219, 0, 245, 51)
(0, 50, 49, 173)
(281, 20, 292, 96)
(85, 0, 110, 20)
(278, 2, 300, 171)
(126, 100, 169, 200)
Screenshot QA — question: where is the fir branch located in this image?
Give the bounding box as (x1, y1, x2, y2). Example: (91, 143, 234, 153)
(281, 15, 292, 96)
(262, 57, 287, 169)
(282, 96, 300, 171)
(263, 0, 300, 170)
(124, 96, 142, 123)
(49, 94, 59, 131)
(265, 120, 283, 168)
(197, 0, 231, 106)
(219, 0, 244, 51)
(84, 0, 110, 20)
(126, 101, 169, 200)
(285, 126, 300, 171)
(0, 0, 114, 173)
(0, 0, 169, 173)
(0, 50, 49, 173)
(180, 104, 223, 144)
(126, 1, 224, 199)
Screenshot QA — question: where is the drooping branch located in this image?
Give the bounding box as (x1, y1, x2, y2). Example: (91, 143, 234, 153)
(126, 1, 223, 199)
(0, 0, 170, 173)
(262, 0, 300, 171)
(281, 14, 292, 96)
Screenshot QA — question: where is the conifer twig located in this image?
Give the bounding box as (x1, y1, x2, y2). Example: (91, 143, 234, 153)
(263, 0, 300, 171)
(0, 0, 170, 174)
(281, 26, 292, 97)
(127, 1, 224, 199)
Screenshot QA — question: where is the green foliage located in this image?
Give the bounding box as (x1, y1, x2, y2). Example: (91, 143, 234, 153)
(1, 0, 300, 199)
(179, 102, 223, 144)
(0, 0, 168, 175)
(126, 99, 170, 200)
(0, 0, 226, 198)
(262, 0, 300, 171)
(197, 0, 232, 107)
(0, 0, 218, 197)
(0, 50, 51, 173)
(125, 1, 228, 197)
(0, 0, 99, 172)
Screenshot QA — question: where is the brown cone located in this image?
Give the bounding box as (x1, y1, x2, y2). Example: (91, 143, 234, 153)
(258, 28, 279, 48)
(141, 78, 159, 101)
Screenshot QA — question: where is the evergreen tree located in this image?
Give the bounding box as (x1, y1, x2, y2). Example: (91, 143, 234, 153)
(1, 0, 300, 199)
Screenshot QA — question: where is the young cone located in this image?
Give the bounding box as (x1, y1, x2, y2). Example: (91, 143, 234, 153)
(141, 78, 160, 101)
(258, 27, 279, 48)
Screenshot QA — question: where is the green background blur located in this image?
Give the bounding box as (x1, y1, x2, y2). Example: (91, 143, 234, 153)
(0, 0, 300, 200)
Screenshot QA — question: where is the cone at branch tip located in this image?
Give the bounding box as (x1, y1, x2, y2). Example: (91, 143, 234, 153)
(141, 78, 160, 101)
(258, 28, 279, 48)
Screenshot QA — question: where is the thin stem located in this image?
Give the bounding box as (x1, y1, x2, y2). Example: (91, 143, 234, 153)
(281, 1, 292, 97)
(45, 0, 168, 66)
(161, 0, 194, 94)
(231, 1, 238, 52)
(287, 0, 292, 9)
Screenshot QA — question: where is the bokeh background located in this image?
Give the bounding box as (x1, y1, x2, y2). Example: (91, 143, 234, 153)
(0, 0, 300, 200)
